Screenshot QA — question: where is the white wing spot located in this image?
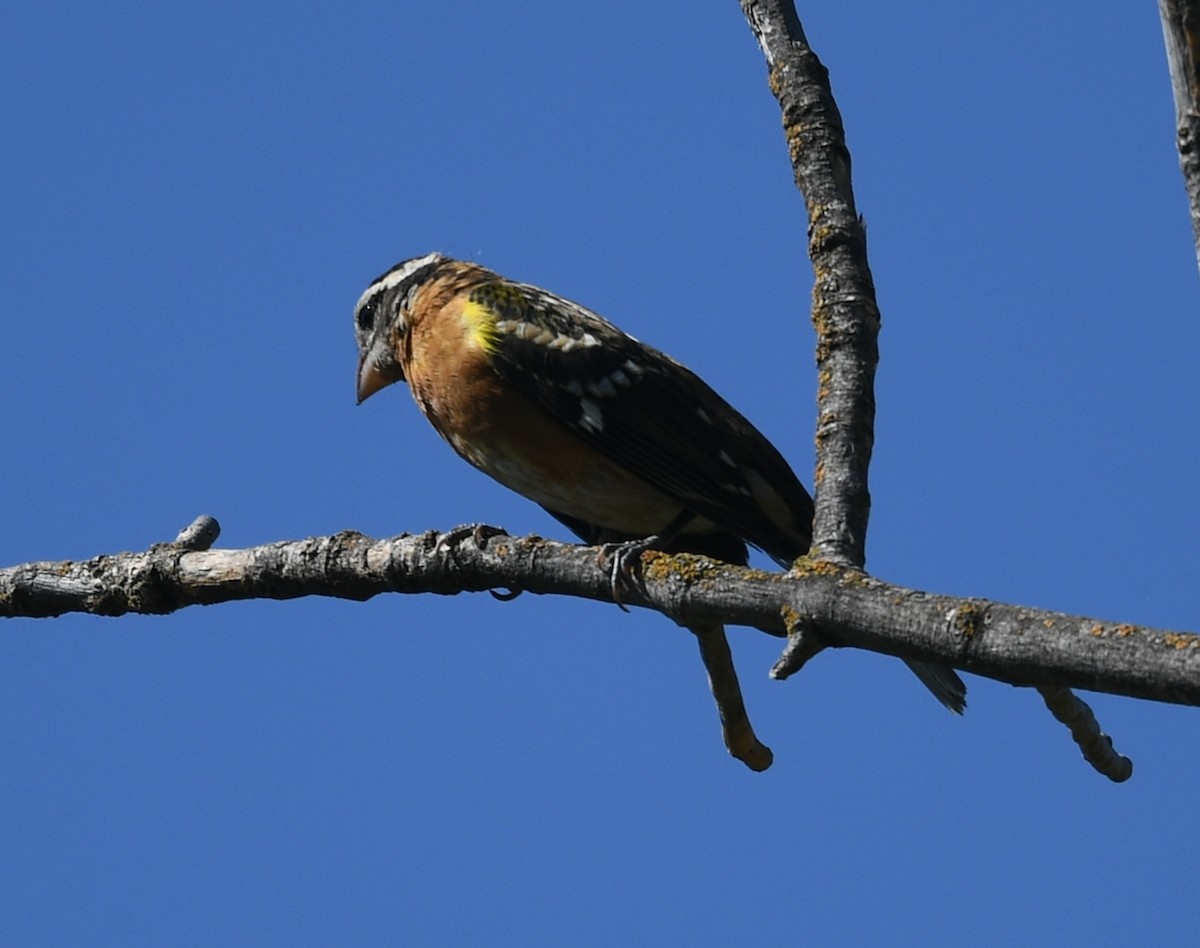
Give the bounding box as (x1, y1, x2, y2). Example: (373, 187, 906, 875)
(588, 377, 617, 398)
(718, 450, 736, 468)
(497, 320, 583, 349)
(697, 407, 713, 424)
(580, 398, 604, 432)
(610, 369, 631, 388)
(623, 359, 644, 376)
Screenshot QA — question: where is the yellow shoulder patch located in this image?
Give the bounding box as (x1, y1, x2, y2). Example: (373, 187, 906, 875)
(461, 281, 530, 355)
(459, 298, 502, 355)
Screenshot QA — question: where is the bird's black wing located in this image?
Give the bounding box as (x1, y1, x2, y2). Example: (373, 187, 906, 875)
(465, 278, 813, 563)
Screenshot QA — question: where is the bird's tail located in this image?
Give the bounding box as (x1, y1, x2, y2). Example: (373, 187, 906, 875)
(904, 659, 966, 714)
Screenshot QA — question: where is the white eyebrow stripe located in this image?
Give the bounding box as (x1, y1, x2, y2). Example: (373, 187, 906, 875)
(355, 252, 445, 314)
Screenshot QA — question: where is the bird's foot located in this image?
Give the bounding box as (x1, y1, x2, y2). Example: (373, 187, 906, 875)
(435, 523, 509, 562)
(436, 524, 522, 601)
(595, 510, 696, 612)
(597, 536, 661, 612)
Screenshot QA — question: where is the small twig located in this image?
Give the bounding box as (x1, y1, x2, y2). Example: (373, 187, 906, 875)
(770, 611, 825, 680)
(692, 623, 773, 772)
(1038, 686, 1133, 782)
(168, 515, 221, 552)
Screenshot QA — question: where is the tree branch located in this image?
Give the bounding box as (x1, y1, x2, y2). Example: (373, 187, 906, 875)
(1038, 686, 1132, 782)
(737, 1, 1143, 780)
(1159, 0, 1200, 274)
(692, 623, 773, 772)
(740, 0, 879, 568)
(4, 521, 1197, 712)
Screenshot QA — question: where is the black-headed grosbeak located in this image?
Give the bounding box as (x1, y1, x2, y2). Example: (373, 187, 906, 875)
(354, 253, 965, 721)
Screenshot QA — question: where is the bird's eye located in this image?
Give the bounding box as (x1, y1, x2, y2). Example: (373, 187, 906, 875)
(356, 300, 376, 333)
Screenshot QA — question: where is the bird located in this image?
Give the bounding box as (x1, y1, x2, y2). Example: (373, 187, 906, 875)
(354, 252, 966, 759)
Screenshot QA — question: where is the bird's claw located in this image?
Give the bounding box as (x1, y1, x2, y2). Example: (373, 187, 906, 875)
(436, 525, 523, 602)
(435, 523, 509, 565)
(597, 537, 656, 612)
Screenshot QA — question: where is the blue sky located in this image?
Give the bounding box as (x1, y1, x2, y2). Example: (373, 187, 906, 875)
(2, 2, 1198, 944)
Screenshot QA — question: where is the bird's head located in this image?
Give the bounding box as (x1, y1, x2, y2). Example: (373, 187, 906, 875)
(354, 251, 448, 403)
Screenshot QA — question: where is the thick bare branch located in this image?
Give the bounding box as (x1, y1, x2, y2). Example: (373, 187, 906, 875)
(1159, 0, 1200, 273)
(740, 0, 879, 568)
(3, 524, 1197, 709)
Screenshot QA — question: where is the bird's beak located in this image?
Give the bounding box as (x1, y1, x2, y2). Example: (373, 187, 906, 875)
(356, 351, 402, 404)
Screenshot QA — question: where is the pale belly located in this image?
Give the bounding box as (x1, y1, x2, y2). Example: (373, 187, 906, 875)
(447, 431, 688, 536)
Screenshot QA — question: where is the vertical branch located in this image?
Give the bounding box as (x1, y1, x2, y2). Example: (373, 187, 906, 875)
(739, 2, 1131, 777)
(1159, 0, 1200, 275)
(739, 0, 880, 568)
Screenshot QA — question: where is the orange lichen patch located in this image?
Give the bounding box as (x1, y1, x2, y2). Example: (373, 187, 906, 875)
(951, 601, 982, 637)
(839, 569, 871, 587)
(1090, 623, 1105, 637)
(1163, 632, 1200, 650)
(780, 603, 804, 635)
(641, 551, 715, 586)
(1116, 624, 1137, 638)
(791, 558, 848, 580)
(640, 551, 774, 591)
(1043, 618, 1055, 629)
(809, 226, 838, 256)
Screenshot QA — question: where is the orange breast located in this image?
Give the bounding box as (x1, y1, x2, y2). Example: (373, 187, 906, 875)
(404, 296, 685, 536)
